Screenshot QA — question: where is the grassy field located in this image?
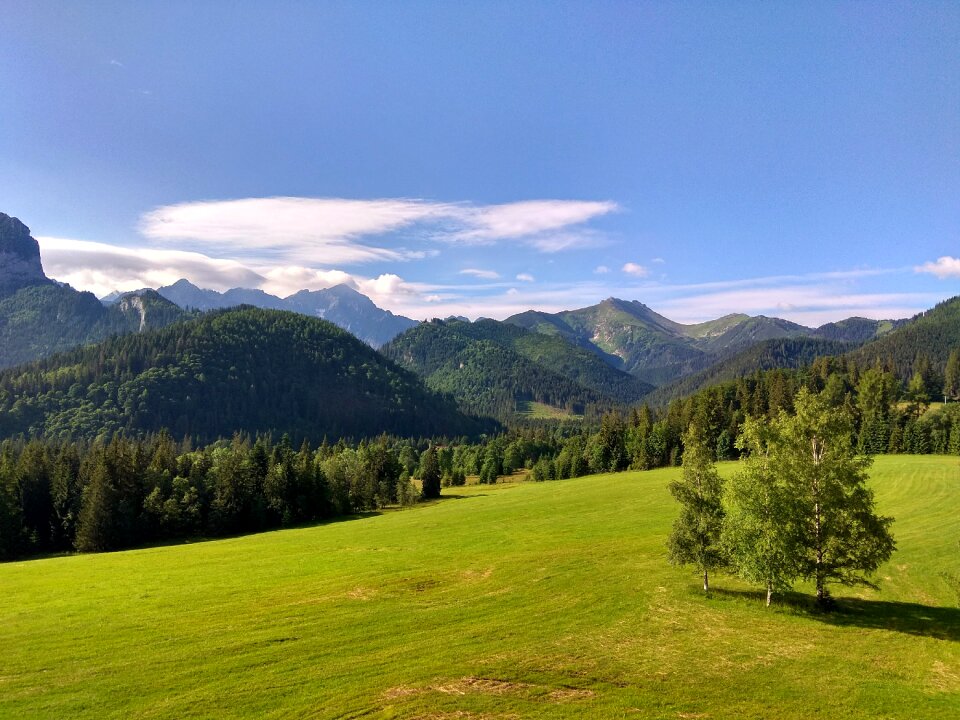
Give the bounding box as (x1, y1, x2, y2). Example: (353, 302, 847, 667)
(515, 400, 583, 420)
(2, 455, 959, 719)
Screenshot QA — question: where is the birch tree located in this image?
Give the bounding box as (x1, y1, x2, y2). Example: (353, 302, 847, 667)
(776, 389, 895, 606)
(667, 426, 725, 592)
(722, 416, 802, 606)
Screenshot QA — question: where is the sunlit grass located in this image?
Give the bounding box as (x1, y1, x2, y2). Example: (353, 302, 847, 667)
(1, 455, 958, 718)
(515, 399, 582, 420)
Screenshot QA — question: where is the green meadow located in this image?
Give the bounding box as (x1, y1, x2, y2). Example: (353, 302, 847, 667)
(2, 455, 959, 719)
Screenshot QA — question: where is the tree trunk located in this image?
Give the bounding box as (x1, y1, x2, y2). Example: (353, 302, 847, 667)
(814, 499, 825, 605)
(766, 581, 772, 607)
(703, 568, 709, 592)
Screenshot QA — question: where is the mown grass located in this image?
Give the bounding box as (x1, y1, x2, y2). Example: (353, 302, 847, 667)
(515, 400, 582, 420)
(2, 455, 959, 719)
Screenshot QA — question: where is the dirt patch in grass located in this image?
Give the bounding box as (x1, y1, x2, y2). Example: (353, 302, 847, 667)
(461, 567, 494, 581)
(413, 712, 510, 720)
(548, 687, 595, 702)
(346, 586, 375, 600)
(928, 660, 960, 693)
(382, 685, 419, 700)
(433, 676, 534, 696)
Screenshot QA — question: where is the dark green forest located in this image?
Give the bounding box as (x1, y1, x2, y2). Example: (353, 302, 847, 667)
(1, 294, 958, 562)
(0, 285, 186, 368)
(0, 308, 491, 442)
(4, 353, 960, 560)
(382, 318, 651, 420)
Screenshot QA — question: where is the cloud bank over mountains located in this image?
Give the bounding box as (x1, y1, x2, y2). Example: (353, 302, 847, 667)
(33, 195, 954, 326)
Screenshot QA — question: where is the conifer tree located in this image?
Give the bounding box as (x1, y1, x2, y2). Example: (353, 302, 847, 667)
(420, 446, 441, 499)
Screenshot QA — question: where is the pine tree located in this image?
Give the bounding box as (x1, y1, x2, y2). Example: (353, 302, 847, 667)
(945, 349, 960, 400)
(420, 446, 441, 499)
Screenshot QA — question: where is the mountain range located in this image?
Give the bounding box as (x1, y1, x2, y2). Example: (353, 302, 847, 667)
(107, 278, 418, 349)
(1, 209, 954, 435)
(506, 298, 900, 386)
(0, 212, 187, 369)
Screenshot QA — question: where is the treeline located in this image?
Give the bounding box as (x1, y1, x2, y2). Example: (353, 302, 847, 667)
(532, 356, 960, 481)
(4, 354, 959, 561)
(0, 424, 587, 560)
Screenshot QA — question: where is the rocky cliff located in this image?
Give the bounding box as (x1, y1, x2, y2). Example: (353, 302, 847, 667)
(0, 212, 51, 297)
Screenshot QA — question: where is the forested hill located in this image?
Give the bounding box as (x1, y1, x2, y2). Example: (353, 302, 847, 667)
(0, 308, 491, 442)
(640, 296, 960, 407)
(845, 295, 960, 383)
(0, 285, 187, 368)
(382, 318, 651, 420)
(642, 337, 855, 407)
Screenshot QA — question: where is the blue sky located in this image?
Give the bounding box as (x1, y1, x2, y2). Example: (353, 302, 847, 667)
(1, 1, 958, 324)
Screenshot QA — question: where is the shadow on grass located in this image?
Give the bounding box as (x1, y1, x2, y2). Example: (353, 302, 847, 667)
(710, 587, 960, 642)
(3, 511, 384, 564)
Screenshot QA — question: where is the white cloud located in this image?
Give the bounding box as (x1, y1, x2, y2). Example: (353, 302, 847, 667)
(449, 200, 618, 243)
(138, 196, 618, 266)
(459, 268, 501, 280)
(37, 237, 265, 297)
(516, 273, 535, 282)
(525, 230, 609, 253)
(651, 257, 665, 264)
(594, 265, 610, 274)
(622, 262, 650, 277)
(915, 256, 960, 279)
(258, 267, 357, 297)
(140, 197, 443, 265)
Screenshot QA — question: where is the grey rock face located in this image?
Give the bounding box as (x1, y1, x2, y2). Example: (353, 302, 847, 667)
(0, 212, 51, 296)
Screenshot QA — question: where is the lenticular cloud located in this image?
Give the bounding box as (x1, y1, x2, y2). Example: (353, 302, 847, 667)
(138, 196, 619, 263)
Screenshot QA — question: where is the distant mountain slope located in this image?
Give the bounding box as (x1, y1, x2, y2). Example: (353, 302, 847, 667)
(845, 296, 960, 382)
(0, 212, 187, 368)
(0, 307, 488, 442)
(507, 298, 812, 385)
(154, 279, 417, 347)
(382, 318, 651, 420)
(643, 337, 855, 406)
(812, 316, 902, 344)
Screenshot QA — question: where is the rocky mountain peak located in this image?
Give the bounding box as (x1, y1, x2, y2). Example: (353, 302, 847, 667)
(0, 212, 51, 296)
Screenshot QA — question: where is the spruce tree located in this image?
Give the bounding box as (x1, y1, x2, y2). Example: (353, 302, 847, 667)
(420, 446, 441, 499)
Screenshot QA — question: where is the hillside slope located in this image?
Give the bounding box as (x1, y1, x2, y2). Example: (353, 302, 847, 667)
(845, 296, 960, 382)
(382, 318, 652, 420)
(1, 457, 956, 719)
(0, 307, 488, 442)
(0, 212, 187, 368)
(507, 298, 811, 385)
(643, 337, 855, 406)
(507, 298, 907, 387)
